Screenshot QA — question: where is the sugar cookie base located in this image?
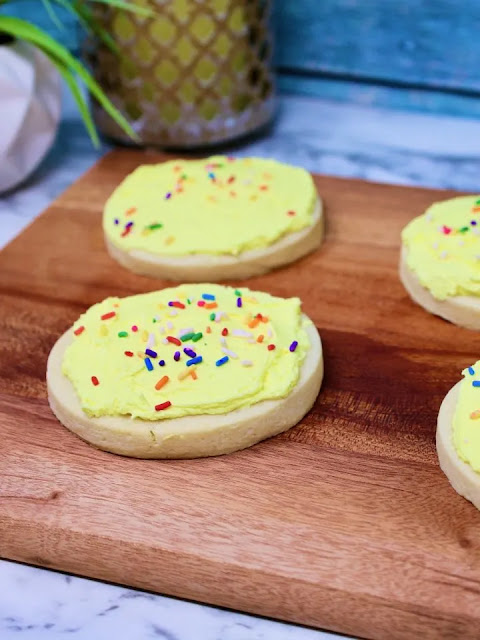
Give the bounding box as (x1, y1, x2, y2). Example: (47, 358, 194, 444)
(437, 382, 480, 510)
(47, 318, 323, 459)
(105, 199, 323, 282)
(399, 246, 480, 329)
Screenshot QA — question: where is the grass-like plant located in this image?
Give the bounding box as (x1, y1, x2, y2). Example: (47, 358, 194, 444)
(0, 1, 150, 145)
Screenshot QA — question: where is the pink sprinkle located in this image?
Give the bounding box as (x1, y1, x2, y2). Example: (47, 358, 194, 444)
(132, 325, 138, 332)
(442, 225, 452, 235)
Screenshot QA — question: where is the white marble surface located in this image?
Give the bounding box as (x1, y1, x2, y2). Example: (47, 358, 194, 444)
(2, 91, 480, 639)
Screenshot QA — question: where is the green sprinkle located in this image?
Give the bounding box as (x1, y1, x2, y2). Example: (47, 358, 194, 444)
(118, 331, 128, 337)
(146, 223, 163, 230)
(476, 199, 480, 205)
(234, 289, 241, 296)
(180, 332, 195, 342)
(181, 174, 188, 180)
(187, 298, 191, 304)
(152, 318, 157, 323)
(460, 226, 470, 233)
(192, 332, 203, 342)
(209, 312, 216, 321)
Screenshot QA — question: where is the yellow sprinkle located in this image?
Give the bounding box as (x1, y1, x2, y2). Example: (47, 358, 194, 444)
(250, 195, 258, 201)
(178, 366, 196, 381)
(141, 330, 148, 342)
(137, 351, 146, 359)
(165, 236, 175, 245)
(245, 296, 258, 304)
(470, 409, 480, 420)
(99, 325, 108, 336)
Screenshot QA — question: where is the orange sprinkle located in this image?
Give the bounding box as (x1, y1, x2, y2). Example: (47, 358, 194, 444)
(257, 334, 264, 343)
(470, 409, 480, 420)
(113, 303, 120, 308)
(74, 326, 85, 336)
(248, 317, 260, 329)
(205, 302, 218, 309)
(173, 165, 181, 172)
(206, 326, 212, 333)
(287, 210, 296, 216)
(190, 370, 198, 380)
(137, 351, 146, 359)
(259, 185, 268, 191)
(125, 207, 137, 216)
(261, 315, 269, 323)
(155, 375, 169, 391)
(473, 206, 480, 212)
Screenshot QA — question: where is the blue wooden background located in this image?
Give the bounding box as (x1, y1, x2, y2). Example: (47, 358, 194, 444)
(3, 1, 480, 117)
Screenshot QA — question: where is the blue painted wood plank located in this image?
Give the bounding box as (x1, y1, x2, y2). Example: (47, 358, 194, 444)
(275, 0, 480, 93)
(278, 73, 480, 119)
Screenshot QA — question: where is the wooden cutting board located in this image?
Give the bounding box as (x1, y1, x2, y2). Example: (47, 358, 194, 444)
(1, 150, 480, 640)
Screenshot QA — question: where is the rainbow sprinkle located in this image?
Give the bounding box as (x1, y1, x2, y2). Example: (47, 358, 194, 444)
(155, 401, 171, 411)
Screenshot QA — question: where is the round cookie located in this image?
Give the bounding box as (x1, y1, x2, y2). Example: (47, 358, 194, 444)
(400, 195, 480, 329)
(103, 156, 323, 281)
(437, 362, 480, 510)
(47, 284, 323, 458)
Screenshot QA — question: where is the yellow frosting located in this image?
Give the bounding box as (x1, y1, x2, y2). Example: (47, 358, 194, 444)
(402, 195, 480, 300)
(453, 362, 480, 472)
(62, 284, 311, 420)
(103, 156, 317, 256)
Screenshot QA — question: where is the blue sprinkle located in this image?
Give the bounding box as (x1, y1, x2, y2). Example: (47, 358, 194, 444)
(114, 218, 119, 225)
(187, 356, 203, 366)
(159, 360, 165, 367)
(202, 293, 215, 301)
(469, 366, 475, 375)
(145, 348, 157, 358)
(472, 381, 480, 387)
(472, 220, 478, 226)
(208, 172, 215, 180)
(216, 356, 229, 366)
(144, 358, 153, 371)
(184, 348, 196, 358)
(236, 297, 242, 308)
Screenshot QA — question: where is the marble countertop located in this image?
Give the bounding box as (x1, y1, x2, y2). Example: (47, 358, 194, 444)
(2, 91, 480, 639)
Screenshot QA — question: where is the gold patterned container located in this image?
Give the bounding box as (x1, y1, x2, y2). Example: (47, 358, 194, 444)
(88, 0, 275, 148)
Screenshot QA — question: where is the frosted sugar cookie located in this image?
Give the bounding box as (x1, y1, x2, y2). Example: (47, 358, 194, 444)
(400, 195, 480, 329)
(437, 362, 480, 510)
(47, 284, 323, 458)
(103, 156, 323, 281)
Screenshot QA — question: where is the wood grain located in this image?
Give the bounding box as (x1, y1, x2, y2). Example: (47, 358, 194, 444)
(1, 150, 480, 639)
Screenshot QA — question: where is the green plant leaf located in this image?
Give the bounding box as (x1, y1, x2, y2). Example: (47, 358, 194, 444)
(0, 15, 138, 143)
(89, 0, 154, 18)
(41, 0, 64, 32)
(52, 59, 100, 147)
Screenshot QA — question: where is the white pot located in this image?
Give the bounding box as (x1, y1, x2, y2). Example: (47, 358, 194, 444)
(0, 39, 61, 194)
